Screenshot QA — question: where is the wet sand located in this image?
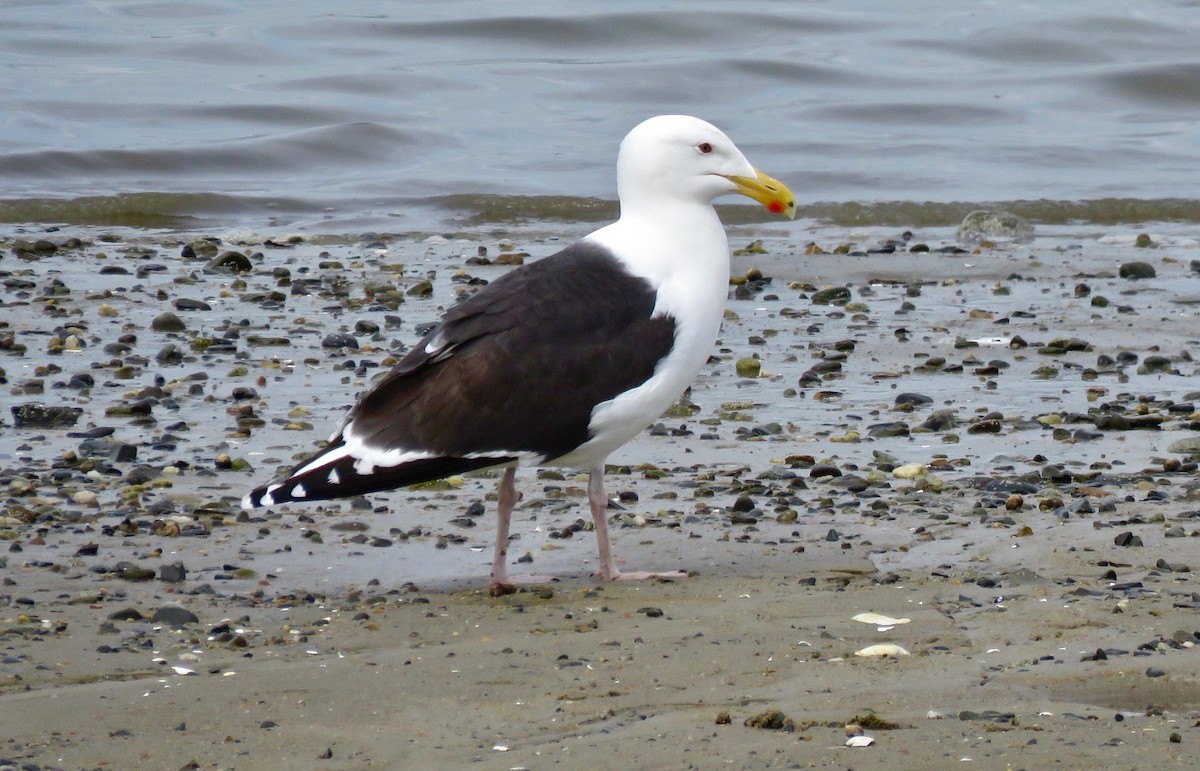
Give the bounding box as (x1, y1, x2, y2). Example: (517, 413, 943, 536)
(3, 222, 1200, 769)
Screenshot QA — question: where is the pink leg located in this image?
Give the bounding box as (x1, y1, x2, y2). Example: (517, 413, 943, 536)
(488, 466, 560, 596)
(489, 466, 518, 595)
(588, 465, 689, 582)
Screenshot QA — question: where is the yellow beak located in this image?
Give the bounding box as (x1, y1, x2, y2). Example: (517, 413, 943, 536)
(725, 169, 796, 219)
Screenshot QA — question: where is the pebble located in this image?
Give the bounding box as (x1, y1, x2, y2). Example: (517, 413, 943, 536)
(115, 563, 157, 582)
(1113, 532, 1143, 548)
(323, 333, 360, 350)
(735, 357, 761, 377)
(11, 403, 82, 428)
(956, 210, 1033, 243)
(160, 561, 188, 583)
(174, 298, 212, 311)
(152, 605, 200, 628)
(1167, 437, 1200, 454)
(205, 250, 253, 273)
(1118, 261, 1156, 280)
(892, 463, 926, 479)
(151, 311, 188, 332)
(811, 286, 851, 306)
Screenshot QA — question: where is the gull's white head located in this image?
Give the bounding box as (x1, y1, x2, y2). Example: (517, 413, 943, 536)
(615, 115, 795, 218)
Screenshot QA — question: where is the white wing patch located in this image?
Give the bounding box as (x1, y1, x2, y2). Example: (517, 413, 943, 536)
(423, 330, 447, 354)
(247, 418, 548, 511)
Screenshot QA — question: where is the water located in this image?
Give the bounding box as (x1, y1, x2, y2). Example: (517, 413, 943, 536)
(1, 0, 1198, 233)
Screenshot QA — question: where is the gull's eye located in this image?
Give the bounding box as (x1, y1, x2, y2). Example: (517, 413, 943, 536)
(697, 142, 713, 154)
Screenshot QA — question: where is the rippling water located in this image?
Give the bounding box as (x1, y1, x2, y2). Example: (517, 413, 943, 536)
(1, 0, 1198, 232)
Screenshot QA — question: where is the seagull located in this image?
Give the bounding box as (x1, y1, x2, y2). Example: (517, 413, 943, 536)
(243, 115, 795, 594)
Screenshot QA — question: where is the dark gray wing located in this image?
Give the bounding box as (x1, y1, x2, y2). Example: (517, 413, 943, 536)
(243, 240, 678, 507)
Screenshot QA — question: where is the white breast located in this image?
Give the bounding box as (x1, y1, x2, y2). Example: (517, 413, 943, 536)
(549, 204, 731, 469)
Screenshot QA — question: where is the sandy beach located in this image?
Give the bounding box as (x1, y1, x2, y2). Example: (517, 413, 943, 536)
(4, 222, 1200, 769)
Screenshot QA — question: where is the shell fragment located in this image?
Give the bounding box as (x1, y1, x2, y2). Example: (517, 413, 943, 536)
(854, 643, 910, 657)
(851, 613, 911, 627)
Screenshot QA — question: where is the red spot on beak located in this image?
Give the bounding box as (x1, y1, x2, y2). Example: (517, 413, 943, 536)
(767, 201, 785, 214)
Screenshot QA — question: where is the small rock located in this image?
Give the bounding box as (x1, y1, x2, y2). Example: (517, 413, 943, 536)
(1119, 261, 1156, 280)
(322, 333, 359, 350)
(956, 210, 1034, 244)
(204, 251, 253, 273)
(1168, 438, 1200, 455)
(892, 463, 926, 479)
(735, 357, 761, 377)
(108, 607, 146, 622)
(152, 605, 200, 628)
(174, 298, 212, 312)
(12, 403, 82, 429)
(811, 286, 851, 306)
(116, 563, 157, 581)
(1113, 531, 1143, 548)
(160, 561, 188, 583)
(151, 312, 188, 333)
(810, 464, 842, 478)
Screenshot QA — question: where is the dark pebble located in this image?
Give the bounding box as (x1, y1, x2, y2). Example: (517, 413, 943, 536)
(174, 298, 212, 312)
(322, 333, 359, 350)
(160, 561, 188, 583)
(921, 410, 958, 431)
(810, 464, 842, 478)
(1113, 532, 1143, 548)
(151, 312, 188, 332)
(895, 392, 933, 406)
(108, 607, 146, 621)
(811, 286, 851, 306)
(67, 372, 96, 389)
(204, 251, 253, 274)
(116, 563, 157, 581)
(1141, 355, 1173, 373)
(152, 605, 200, 628)
(1119, 261, 1156, 280)
(12, 403, 82, 428)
